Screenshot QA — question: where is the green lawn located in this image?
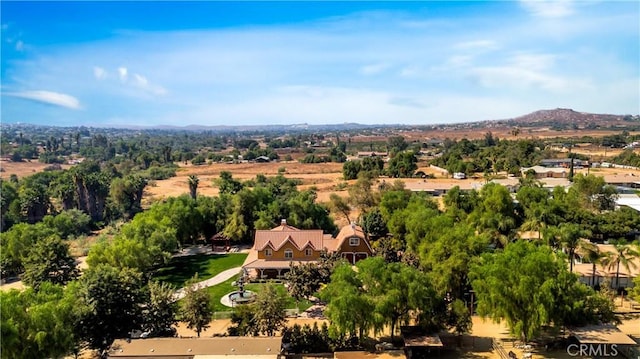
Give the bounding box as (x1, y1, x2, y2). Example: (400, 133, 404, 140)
(245, 282, 314, 312)
(153, 253, 247, 288)
(207, 277, 240, 311)
(203, 279, 314, 312)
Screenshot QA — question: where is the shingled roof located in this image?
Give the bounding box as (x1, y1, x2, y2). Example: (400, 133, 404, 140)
(254, 219, 327, 251)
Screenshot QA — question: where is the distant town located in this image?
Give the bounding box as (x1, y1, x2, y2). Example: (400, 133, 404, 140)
(1, 109, 640, 359)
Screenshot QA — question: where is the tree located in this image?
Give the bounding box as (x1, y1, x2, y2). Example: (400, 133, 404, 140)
(448, 299, 472, 341)
(629, 275, 640, 303)
(109, 175, 147, 219)
(386, 151, 417, 178)
(228, 303, 258, 336)
(42, 209, 92, 239)
(470, 241, 560, 343)
(443, 186, 479, 219)
(570, 174, 618, 212)
(142, 281, 178, 337)
(180, 274, 212, 337)
(600, 244, 640, 290)
(1, 179, 19, 231)
(577, 240, 604, 287)
(469, 183, 518, 247)
(71, 162, 112, 222)
(216, 171, 243, 195)
(188, 175, 199, 200)
(1, 283, 80, 359)
(348, 176, 378, 214)
(87, 236, 169, 275)
(22, 235, 79, 290)
(342, 160, 362, 180)
(328, 193, 351, 223)
(360, 209, 387, 240)
(17, 181, 51, 224)
(285, 262, 322, 306)
(321, 264, 375, 340)
(0, 222, 57, 278)
(252, 284, 287, 336)
(76, 264, 145, 352)
(361, 156, 384, 175)
(322, 258, 439, 341)
(555, 223, 591, 273)
(387, 136, 408, 154)
(420, 221, 489, 300)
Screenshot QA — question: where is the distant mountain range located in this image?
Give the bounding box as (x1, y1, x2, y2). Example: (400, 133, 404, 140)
(149, 108, 639, 131)
(4, 109, 638, 132)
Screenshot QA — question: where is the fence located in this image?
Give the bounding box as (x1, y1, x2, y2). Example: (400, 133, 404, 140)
(211, 307, 300, 320)
(492, 339, 510, 359)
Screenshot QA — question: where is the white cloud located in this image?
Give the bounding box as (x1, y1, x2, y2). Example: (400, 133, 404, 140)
(15, 40, 23, 51)
(93, 66, 107, 80)
(118, 67, 128, 82)
(520, 0, 575, 18)
(470, 66, 566, 91)
(131, 73, 167, 95)
(453, 40, 499, 51)
(5, 90, 81, 109)
(359, 63, 390, 76)
(509, 53, 557, 71)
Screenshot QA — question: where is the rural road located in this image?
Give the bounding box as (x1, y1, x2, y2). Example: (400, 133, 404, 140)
(172, 267, 242, 302)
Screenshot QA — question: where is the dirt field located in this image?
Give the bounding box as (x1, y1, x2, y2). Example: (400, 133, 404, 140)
(144, 161, 347, 205)
(0, 159, 71, 179)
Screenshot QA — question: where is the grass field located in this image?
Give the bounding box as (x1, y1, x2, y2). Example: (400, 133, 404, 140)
(245, 282, 314, 312)
(204, 277, 314, 312)
(153, 253, 247, 288)
(206, 277, 240, 312)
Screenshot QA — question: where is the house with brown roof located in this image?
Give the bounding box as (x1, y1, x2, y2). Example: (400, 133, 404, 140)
(242, 220, 372, 279)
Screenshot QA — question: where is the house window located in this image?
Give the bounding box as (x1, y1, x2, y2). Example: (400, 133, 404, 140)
(284, 249, 293, 259)
(305, 248, 313, 256)
(265, 248, 272, 256)
(349, 237, 360, 246)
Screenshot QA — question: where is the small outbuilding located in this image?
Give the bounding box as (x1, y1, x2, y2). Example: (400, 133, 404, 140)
(401, 326, 443, 359)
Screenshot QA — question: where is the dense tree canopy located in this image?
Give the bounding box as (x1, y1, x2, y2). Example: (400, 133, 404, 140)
(470, 241, 615, 343)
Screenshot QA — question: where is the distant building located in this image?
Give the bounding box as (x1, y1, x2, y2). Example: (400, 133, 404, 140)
(540, 158, 587, 168)
(521, 165, 568, 179)
(356, 151, 388, 157)
(254, 156, 271, 163)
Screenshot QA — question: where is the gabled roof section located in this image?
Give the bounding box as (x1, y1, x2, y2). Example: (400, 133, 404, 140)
(270, 219, 300, 231)
(254, 224, 325, 252)
(332, 223, 372, 252)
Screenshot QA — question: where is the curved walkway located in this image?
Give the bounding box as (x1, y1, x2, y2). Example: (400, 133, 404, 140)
(172, 266, 242, 302)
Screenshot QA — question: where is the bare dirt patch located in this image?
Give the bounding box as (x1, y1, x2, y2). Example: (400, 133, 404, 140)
(0, 159, 71, 179)
(144, 162, 345, 205)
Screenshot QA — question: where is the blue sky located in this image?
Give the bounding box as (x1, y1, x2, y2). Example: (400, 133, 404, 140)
(1, 1, 638, 127)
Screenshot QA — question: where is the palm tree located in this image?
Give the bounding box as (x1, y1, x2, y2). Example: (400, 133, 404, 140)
(577, 240, 603, 287)
(558, 223, 590, 273)
(601, 244, 640, 290)
(188, 175, 199, 201)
